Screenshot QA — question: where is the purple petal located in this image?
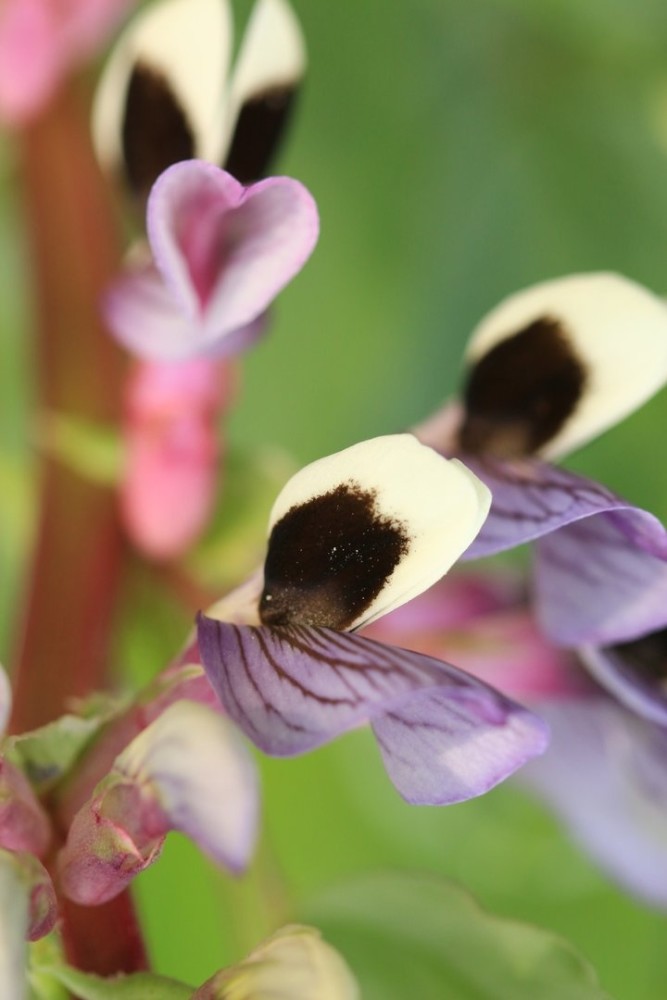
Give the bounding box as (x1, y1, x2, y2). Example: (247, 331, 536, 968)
(462, 457, 667, 560)
(535, 509, 667, 646)
(521, 697, 667, 907)
(459, 457, 667, 646)
(198, 616, 549, 804)
(372, 685, 549, 805)
(578, 634, 667, 727)
(105, 259, 268, 362)
(130, 161, 318, 357)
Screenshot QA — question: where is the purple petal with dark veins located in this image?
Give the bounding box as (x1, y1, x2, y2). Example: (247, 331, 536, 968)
(372, 685, 549, 805)
(461, 457, 667, 560)
(197, 615, 549, 804)
(535, 509, 667, 646)
(521, 697, 667, 907)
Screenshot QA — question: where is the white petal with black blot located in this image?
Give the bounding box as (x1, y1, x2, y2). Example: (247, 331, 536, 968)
(262, 434, 491, 632)
(222, 0, 306, 180)
(92, 0, 232, 184)
(464, 272, 667, 460)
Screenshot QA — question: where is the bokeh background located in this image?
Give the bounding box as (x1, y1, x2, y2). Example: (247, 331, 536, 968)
(3, 0, 667, 996)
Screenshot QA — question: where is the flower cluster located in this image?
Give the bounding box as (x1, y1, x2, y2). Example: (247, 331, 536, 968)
(3, 0, 667, 994)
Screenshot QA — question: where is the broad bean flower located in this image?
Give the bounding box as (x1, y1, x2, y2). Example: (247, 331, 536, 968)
(416, 272, 667, 648)
(92, 0, 313, 557)
(198, 434, 549, 805)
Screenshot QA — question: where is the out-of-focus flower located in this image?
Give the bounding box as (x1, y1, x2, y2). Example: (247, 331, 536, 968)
(369, 570, 667, 907)
(58, 699, 259, 905)
(415, 272, 667, 647)
(0, 0, 134, 125)
(104, 160, 318, 361)
(198, 434, 549, 806)
(92, 0, 305, 199)
(121, 357, 236, 558)
(192, 925, 360, 1000)
(93, 0, 310, 559)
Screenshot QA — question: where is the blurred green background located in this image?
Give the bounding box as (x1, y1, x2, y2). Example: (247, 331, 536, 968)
(4, 0, 667, 996)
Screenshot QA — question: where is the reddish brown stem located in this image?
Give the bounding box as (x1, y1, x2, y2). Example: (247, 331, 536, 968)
(10, 77, 126, 731)
(8, 78, 148, 973)
(59, 894, 149, 976)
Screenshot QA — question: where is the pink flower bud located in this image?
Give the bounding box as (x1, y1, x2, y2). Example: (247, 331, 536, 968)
(121, 358, 236, 559)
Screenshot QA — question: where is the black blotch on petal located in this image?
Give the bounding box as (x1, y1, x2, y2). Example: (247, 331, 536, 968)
(122, 61, 196, 201)
(260, 482, 410, 630)
(459, 316, 587, 458)
(224, 85, 298, 183)
(611, 628, 667, 688)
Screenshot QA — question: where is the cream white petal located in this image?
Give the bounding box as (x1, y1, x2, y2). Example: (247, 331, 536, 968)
(223, 0, 305, 155)
(465, 272, 667, 460)
(193, 925, 360, 1000)
(265, 434, 490, 630)
(92, 0, 232, 175)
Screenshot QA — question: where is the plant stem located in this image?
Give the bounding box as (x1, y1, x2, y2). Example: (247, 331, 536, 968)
(9, 76, 148, 974)
(10, 77, 125, 732)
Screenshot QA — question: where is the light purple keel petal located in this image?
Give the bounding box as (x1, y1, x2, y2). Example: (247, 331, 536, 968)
(106, 160, 319, 361)
(535, 509, 667, 646)
(521, 697, 667, 908)
(462, 457, 667, 560)
(197, 616, 549, 804)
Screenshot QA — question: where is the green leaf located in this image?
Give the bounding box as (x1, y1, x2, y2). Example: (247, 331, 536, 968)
(33, 966, 192, 1000)
(303, 872, 612, 1000)
(6, 712, 111, 792)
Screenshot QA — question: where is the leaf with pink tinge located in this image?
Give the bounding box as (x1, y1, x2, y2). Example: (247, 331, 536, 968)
(105, 160, 318, 361)
(197, 616, 549, 804)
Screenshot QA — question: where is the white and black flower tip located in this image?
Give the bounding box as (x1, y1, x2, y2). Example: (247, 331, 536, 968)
(224, 0, 306, 182)
(93, 0, 306, 199)
(92, 0, 232, 200)
(459, 272, 667, 460)
(259, 434, 490, 632)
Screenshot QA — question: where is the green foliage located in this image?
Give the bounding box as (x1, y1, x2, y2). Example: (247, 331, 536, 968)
(304, 871, 611, 1000)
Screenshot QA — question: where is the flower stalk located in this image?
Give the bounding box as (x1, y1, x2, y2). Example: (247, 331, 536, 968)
(9, 75, 147, 973)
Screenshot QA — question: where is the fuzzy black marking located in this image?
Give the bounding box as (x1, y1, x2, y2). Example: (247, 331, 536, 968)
(612, 628, 667, 687)
(260, 482, 410, 630)
(224, 85, 297, 182)
(122, 62, 195, 200)
(459, 316, 587, 458)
